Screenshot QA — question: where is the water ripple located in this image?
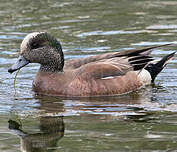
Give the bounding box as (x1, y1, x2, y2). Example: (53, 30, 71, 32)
(76, 30, 156, 38)
(147, 25, 177, 30)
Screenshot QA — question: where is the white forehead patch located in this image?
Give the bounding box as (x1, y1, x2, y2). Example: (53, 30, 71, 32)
(20, 32, 45, 53)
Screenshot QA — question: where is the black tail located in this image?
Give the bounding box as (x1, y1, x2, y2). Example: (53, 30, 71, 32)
(145, 52, 176, 82)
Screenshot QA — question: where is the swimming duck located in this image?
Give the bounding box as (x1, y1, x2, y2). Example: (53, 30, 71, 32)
(8, 32, 175, 97)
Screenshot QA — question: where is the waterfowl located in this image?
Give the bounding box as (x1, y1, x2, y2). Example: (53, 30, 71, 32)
(8, 32, 175, 97)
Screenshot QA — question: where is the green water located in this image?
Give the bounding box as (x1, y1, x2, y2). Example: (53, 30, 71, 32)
(1, 0, 177, 151)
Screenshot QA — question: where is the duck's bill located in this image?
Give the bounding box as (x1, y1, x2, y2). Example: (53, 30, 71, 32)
(8, 55, 30, 73)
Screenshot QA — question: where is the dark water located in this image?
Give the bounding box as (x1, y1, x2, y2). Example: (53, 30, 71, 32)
(1, 0, 177, 151)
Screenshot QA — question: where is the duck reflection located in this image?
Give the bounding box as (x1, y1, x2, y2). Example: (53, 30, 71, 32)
(34, 87, 157, 117)
(8, 86, 159, 151)
(8, 116, 64, 152)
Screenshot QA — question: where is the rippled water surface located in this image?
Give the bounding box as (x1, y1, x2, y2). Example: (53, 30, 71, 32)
(1, 0, 177, 151)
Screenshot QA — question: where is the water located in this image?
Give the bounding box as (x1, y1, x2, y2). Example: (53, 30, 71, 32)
(1, 0, 177, 151)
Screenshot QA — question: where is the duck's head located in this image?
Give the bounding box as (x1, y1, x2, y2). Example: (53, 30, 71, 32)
(8, 32, 64, 73)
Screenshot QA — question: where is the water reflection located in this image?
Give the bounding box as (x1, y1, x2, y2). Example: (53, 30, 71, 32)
(32, 86, 177, 117)
(7, 88, 177, 152)
(33, 88, 154, 117)
(8, 116, 64, 152)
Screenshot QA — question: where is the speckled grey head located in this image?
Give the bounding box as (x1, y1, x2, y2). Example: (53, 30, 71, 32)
(8, 32, 64, 73)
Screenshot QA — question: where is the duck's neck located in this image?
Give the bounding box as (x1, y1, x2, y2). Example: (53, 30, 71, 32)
(40, 55, 64, 73)
(39, 64, 64, 73)
(40, 40, 64, 73)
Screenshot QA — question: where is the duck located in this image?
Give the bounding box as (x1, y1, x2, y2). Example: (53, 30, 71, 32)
(8, 32, 175, 97)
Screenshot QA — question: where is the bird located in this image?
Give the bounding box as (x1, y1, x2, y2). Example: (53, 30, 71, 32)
(8, 32, 175, 97)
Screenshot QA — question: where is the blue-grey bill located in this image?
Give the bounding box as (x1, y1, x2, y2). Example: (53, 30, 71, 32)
(8, 55, 30, 73)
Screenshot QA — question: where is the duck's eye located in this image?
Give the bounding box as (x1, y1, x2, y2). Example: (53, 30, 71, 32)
(31, 42, 40, 49)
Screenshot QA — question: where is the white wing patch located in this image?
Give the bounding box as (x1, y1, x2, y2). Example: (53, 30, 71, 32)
(101, 76, 115, 80)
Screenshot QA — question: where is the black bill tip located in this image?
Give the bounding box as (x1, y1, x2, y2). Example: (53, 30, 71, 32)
(8, 68, 16, 74)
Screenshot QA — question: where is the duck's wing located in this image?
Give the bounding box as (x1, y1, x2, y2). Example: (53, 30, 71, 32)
(74, 54, 154, 80)
(64, 44, 170, 70)
(68, 57, 150, 96)
(75, 58, 132, 80)
(68, 50, 175, 96)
